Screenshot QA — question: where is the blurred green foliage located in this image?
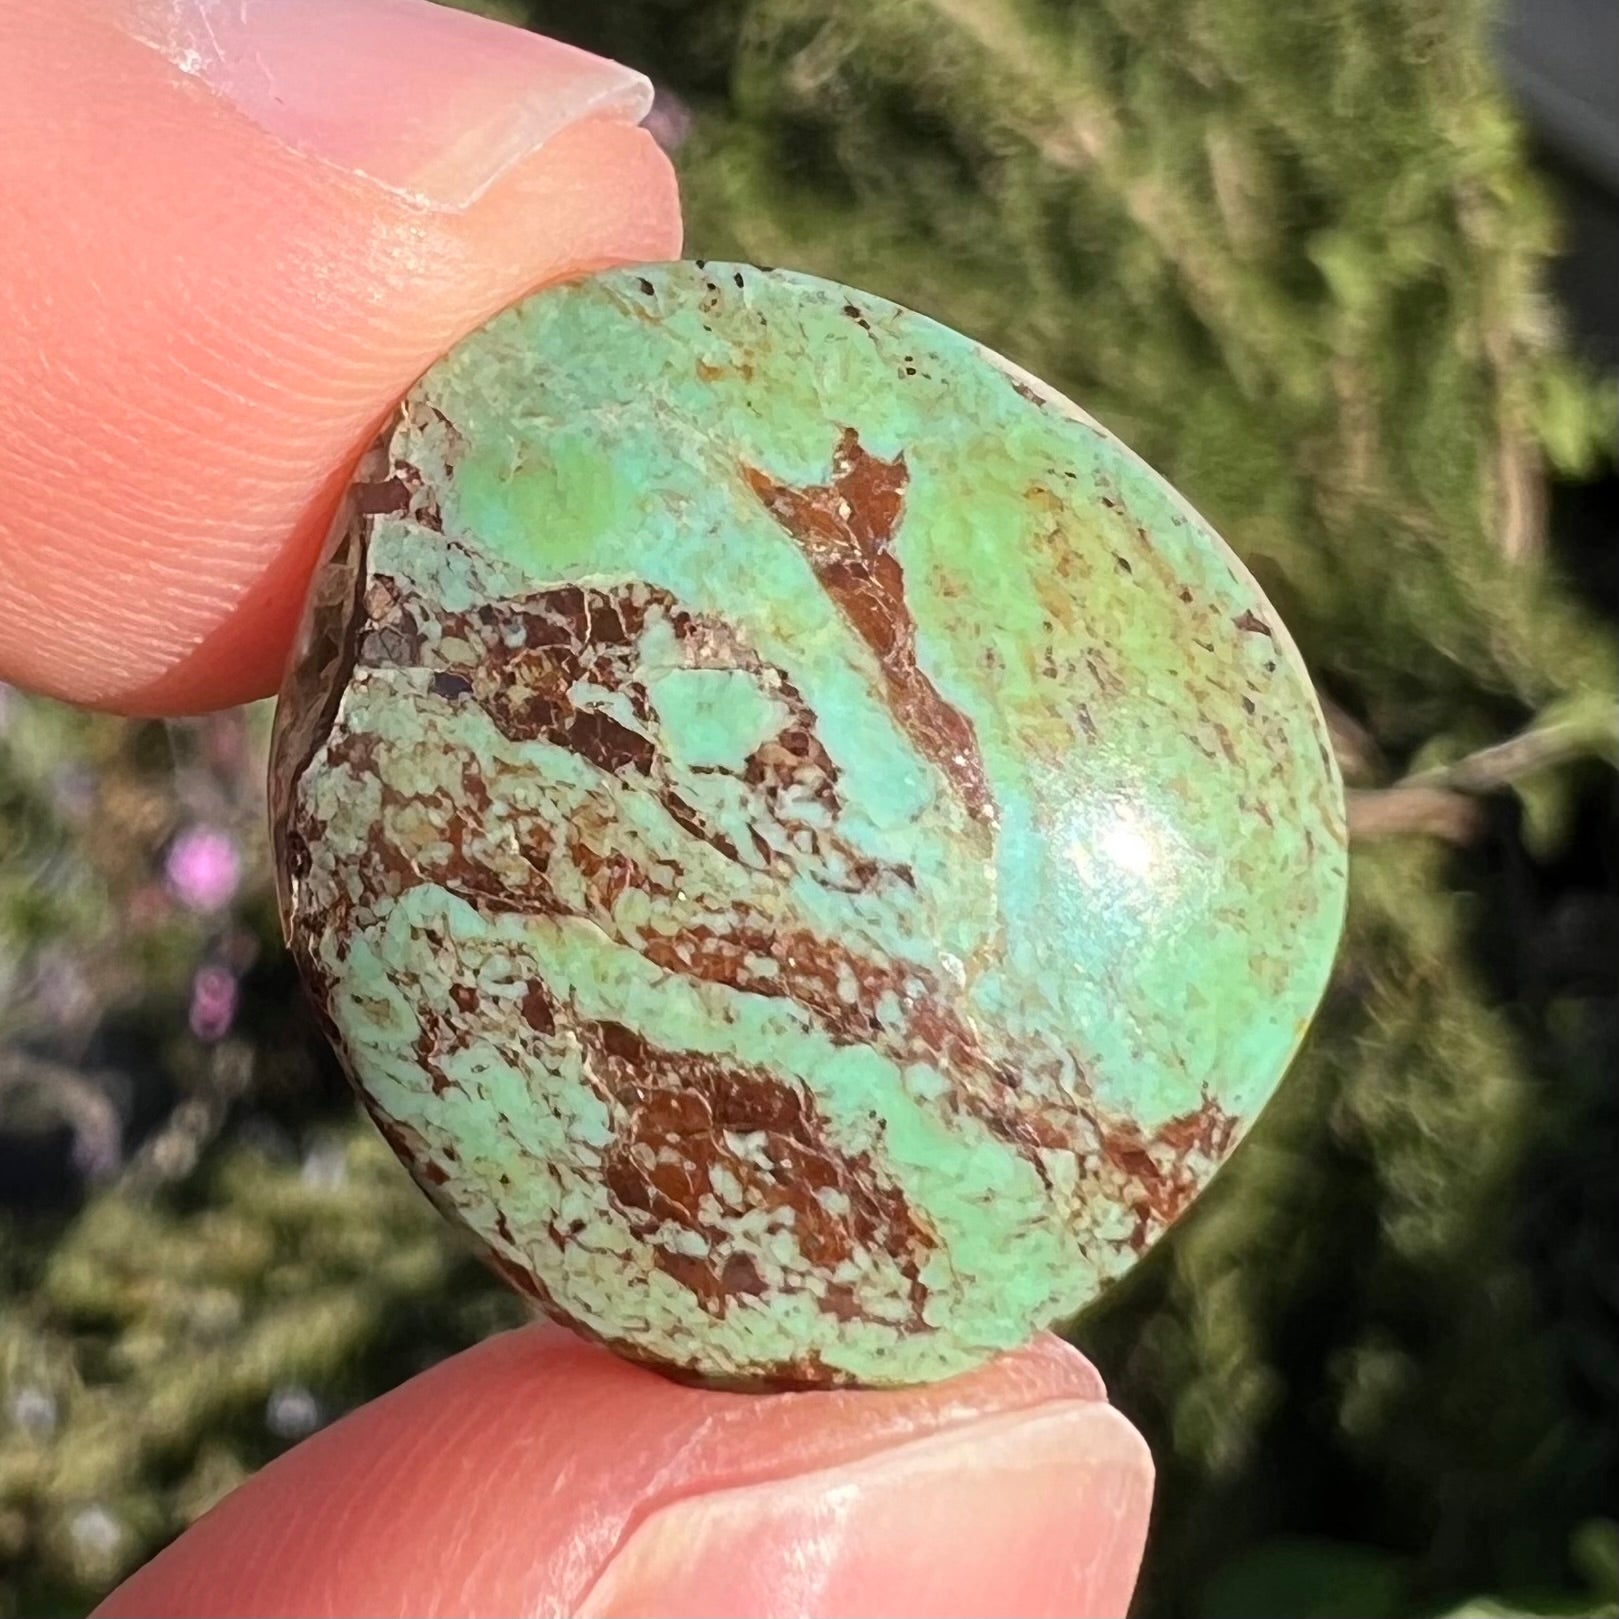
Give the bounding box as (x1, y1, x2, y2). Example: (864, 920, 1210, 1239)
(3, 1, 1617, 1615)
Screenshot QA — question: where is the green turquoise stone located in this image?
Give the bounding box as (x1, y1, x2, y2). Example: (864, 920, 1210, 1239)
(270, 262, 1347, 1388)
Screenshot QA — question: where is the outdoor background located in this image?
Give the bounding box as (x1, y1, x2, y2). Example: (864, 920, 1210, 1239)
(2, 1, 1616, 1615)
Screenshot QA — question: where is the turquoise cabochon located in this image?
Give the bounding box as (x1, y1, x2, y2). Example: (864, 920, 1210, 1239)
(270, 262, 1348, 1388)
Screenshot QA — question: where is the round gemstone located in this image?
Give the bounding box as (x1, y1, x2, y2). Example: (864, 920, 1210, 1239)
(270, 262, 1347, 1387)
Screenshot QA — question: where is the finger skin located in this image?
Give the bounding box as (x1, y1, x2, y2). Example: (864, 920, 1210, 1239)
(0, 0, 680, 713)
(93, 1324, 1152, 1618)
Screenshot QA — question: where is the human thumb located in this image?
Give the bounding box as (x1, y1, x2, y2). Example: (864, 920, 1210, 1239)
(0, 0, 679, 713)
(93, 1325, 1153, 1618)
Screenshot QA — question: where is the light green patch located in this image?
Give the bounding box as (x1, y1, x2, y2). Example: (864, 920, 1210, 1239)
(648, 668, 790, 770)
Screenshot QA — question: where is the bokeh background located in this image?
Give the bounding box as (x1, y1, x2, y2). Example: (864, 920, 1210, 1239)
(3, 1, 1616, 1614)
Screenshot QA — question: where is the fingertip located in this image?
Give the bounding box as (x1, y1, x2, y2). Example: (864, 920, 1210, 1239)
(0, 0, 681, 713)
(576, 1400, 1153, 1618)
(92, 1326, 1149, 1618)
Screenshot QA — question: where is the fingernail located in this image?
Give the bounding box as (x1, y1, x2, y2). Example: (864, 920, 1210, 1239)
(577, 1402, 1154, 1619)
(123, 0, 652, 210)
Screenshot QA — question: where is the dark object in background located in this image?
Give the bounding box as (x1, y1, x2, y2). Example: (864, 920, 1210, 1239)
(1498, 0, 1619, 621)
(1500, 0, 1619, 366)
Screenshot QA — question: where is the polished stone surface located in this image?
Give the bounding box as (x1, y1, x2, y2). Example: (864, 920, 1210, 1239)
(271, 262, 1348, 1387)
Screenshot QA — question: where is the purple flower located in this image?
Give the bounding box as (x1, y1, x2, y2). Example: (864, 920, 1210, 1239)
(165, 825, 241, 913)
(188, 963, 239, 1042)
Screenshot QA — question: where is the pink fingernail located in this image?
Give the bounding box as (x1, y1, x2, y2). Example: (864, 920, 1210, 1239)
(576, 1402, 1154, 1619)
(123, 0, 652, 210)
